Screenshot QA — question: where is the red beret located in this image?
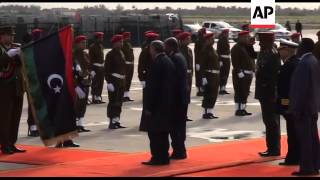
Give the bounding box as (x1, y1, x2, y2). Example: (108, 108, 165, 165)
(111, 34, 123, 43)
(94, 32, 104, 37)
(122, 32, 131, 39)
(172, 29, 183, 35)
(32, 28, 43, 34)
(145, 32, 159, 39)
(204, 32, 214, 39)
(198, 27, 206, 35)
(177, 32, 191, 40)
(238, 30, 250, 36)
(144, 30, 156, 35)
(291, 32, 300, 38)
(222, 29, 229, 33)
(75, 35, 87, 44)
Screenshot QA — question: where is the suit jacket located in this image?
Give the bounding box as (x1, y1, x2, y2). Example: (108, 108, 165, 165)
(289, 53, 320, 116)
(139, 53, 175, 132)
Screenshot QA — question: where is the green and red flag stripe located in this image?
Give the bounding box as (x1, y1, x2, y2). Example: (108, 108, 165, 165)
(22, 25, 78, 146)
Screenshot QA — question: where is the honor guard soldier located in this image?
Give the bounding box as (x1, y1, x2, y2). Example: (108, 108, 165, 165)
(141, 30, 156, 50)
(312, 30, 320, 61)
(255, 32, 281, 157)
(0, 25, 26, 154)
(231, 30, 255, 116)
(276, 39, 300, 166)
(178, 32, 193, 122)
(217, 29, 231, 95)
(105, 35, 127, 129)
(89, 32, 105, 104)
(27, 28, 44, 137)
(121, 32, 135, 102)
(291, 33, 301, 44)
(201, 32, 220, 119)
(194, 27, 206, 96)
(73, 35, 91, 133)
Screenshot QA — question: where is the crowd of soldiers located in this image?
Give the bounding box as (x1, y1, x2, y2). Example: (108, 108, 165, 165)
(1, 24, 320, 175)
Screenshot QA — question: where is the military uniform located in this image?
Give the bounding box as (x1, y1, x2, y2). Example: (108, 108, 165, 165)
(217, 33, 231, 95)
(201, 33, 220, 119)
(73, 36, 92, 133)
(0, 26, 26, 154)
(105, 35, 127, 129)
(121, 32, 135, 102)
(313, 31, 320, 60)
(89, 34, 105, 104)
(194, 28, 206, 96)
(180, 42, 193, 99)
(231, 33, 255, 116)
(255, 32, 281, 156)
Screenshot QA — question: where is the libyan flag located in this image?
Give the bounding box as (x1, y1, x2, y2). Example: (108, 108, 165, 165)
(22, 25, 78, 146)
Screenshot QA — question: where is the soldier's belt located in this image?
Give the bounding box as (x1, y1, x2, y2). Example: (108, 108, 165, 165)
(243, 70, 253, 74)
(111, 73, 126, 79)
(220, 55, 230, 58)
(187, 70, 192, 73)
(93, 63, 104, 67)
(205, 70, 220, 74)
(125, 61, 134, 65)
(281, 99, 289, 106)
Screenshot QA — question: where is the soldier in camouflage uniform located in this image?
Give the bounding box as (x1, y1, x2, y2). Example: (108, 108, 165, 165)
(121, 32, 135, 102)
(105, 35, 127, 129)
(89, 32, 105, 104)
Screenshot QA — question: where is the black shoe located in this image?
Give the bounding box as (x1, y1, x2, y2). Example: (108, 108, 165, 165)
(77, 126, 91, 133)
(242, 110, 252, 116)
(170, 153, 187, 160)
(11, 146, 26, 153)
(55, 143, 63, 148)
(92, 100, 106, 104)
(186, 118, 193, 122)
(109, 123, 118, 129)
(141, 159, 170, 166)
(279, 161, 299, 166)
(235, 110, 246, 116)
(196, 91, 204, 96)
(219, 90, 230, 95)
(258, 151, 280, 157)
(1, 146, 14, 154)
(63, 140, 80, 148)
(202, 113, 218, 119)
(292, 170, 319, 176)
(123, 97, 134, 102)
(115, 122, 126, 129)
(28, 129, 39, 137)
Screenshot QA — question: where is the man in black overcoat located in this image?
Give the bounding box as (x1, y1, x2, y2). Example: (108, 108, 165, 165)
(289, 38, 320, 176)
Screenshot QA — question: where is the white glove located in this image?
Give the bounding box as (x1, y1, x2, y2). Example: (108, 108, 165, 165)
(238, 72, 245, 78)
(90, 71, 96, 78)
(107, 83, 115, 92)
(7, 48, 21, 58)
(75, 86, 86, 99)
(140, 81, 146, 88)
(195, 64, 200, 71)
(202, 78, 208, 86)
(220, 61, 223, 67)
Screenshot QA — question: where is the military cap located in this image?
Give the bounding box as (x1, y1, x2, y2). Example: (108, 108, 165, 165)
(144, 30, 155, 35)
(172, 29, 183, 36)
(317, 31, 320, 36)
(94, 32, 104, 38)
(238, 30, 249, 36)
(177, 32, 191, 40)
(203, 32, 214, 39)
(198, 27, 206, 35)
(32, 28, 43, 37)
(122, 32, 131, 39)
(291, 32, 300, 38)
(278, 39, 298, 50)
(145, 32, 159, 39)
(0, 25, 15, 35)
(222, 29, 229, 33)
(75, 35, 87, 44)
(111, 34, 123, 43)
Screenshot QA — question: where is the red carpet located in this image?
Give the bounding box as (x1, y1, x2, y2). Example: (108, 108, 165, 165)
(0, 145, 125, 165)
(0, 137, 288, 177)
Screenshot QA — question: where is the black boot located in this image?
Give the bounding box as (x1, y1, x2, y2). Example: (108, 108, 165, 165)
(28, 128, 40, 137)
(63, 140, 80, 148)
(77, 126, 91, 133)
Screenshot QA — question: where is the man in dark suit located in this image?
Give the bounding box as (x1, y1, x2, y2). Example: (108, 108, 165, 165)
(140, 40, 175, 166)
(276, 39, 300, 166)
(289, 38, 320, 176)
(164, 37, 189, 160)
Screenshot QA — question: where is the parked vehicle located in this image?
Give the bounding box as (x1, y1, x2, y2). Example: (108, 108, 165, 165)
(253, 23, 292, 40)
(202, 21, 241, 41)
(182, 23, 202, 42)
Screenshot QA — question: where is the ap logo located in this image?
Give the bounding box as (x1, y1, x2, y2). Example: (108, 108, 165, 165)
(250, 0, 275, 29)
